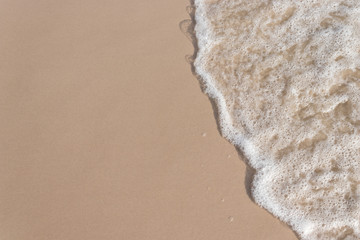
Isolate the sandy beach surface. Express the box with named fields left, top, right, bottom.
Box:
left=0, top=0, right=297, bottom=239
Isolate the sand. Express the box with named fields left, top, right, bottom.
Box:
left=0, top=0, right=297, bottom=239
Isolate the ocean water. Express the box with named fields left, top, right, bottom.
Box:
left=193, top=0, right=360, bottom=239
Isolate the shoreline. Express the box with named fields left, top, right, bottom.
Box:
left=0, top=0, right=297, bottom=239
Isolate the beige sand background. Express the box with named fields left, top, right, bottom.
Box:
left=0, top=0, right=297, bottom=239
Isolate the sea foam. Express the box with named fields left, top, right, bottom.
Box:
left=194, top=0, right=360, bottom=239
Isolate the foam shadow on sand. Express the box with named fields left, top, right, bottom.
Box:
left=180, top=0, right=259, bottom=204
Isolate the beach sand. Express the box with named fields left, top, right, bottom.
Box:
left=0, top=0, right=297, bottom=239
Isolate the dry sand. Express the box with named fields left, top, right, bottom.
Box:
left=0, top=0, right=297, bottom=239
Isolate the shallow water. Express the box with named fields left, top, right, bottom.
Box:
left=194, top=0, right=360, bottom=239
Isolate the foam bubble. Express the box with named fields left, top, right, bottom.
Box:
left=194, top=0, right=360, bottom=239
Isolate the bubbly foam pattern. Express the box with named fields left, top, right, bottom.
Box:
left=194, top=0, right=360, bottom=239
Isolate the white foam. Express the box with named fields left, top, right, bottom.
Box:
left=194, top=0, right=360, bottom=239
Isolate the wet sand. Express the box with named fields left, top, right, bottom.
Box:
left=0, top=0, right=297, bottom=239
